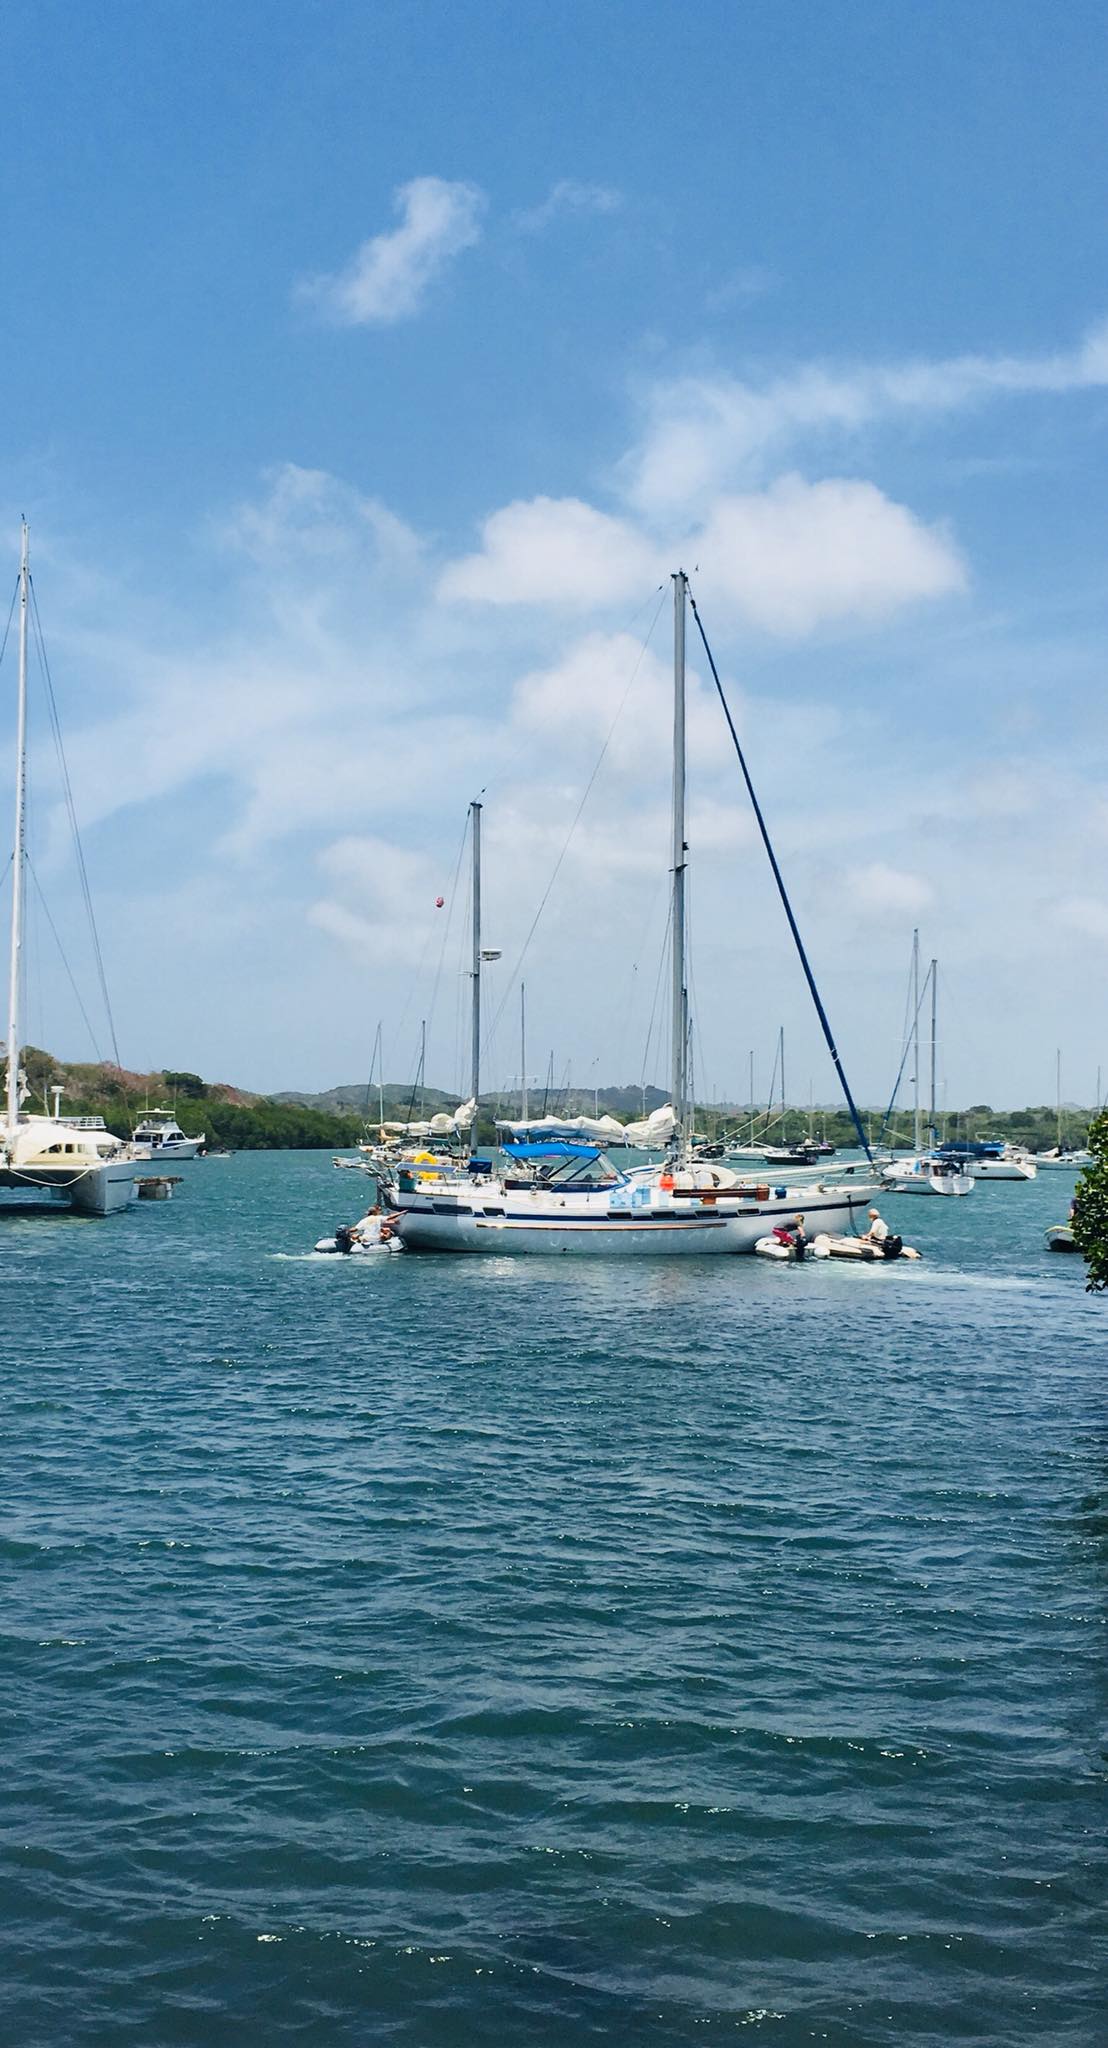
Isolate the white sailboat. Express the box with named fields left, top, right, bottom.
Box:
left=879, top=943, right=973, bottom=1196
left=384, top=573, right=877, bottom=1254
left=1, top=526, right=138, bottom=1215
left=1034, top=1052, right=1092, bottom=1167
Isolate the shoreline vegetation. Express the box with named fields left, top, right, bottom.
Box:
left=17, top=1045, right=1100, bottom=1155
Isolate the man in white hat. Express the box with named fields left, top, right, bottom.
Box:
left=862, top=1206, right=889, bottom=1246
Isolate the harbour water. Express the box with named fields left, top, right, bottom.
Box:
left=2, top=1155, right=1103, bottom=2044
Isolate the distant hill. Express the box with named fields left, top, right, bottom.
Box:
left=272, top=1080, right=674, bottom=1118
left=273, top=1082, right=460, bottom=1116
left=14, top=1047, right=1096, bottom=1152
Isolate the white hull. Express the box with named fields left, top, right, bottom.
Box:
left=969, top=1158, right=1036, bottom=1181
left=880, top=1160, right=973, bottom=1197
left=390, top=1181, right=877, bottom=1255
left=0, top=1156, right=138, bottom=1214
left=133, top=1136, right=204, bottom=1160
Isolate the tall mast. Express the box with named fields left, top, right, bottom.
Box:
left=929, top=958, right=938, bottom=1136
left=469, top=799, right=482, bottom=1149
left=6, top=523, right=29, bottom=1134
left=1056, top=1048, right=1062, bottom=1151
left=375, top=1020, right=384, bottom=1128
left=670, top=570, right=688, bottom=1139
left=780, top=1025, right=786, bottom=1131
left=520, top=983, right=527, bottom=1123
left=911, top=928, right=921, bottom=1154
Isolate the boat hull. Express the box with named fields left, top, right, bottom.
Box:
left=880, top=1163, right=973, bottom=1196
left=0, top=1157, right=138, bottom=1214
left=390, top=1184, right=877, bottom=1255
left=969, top=1159, right=1036, bottom=1181
left=133, top=1138, right=205, bottom=1161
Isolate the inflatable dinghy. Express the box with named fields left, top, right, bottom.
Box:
left=756, top=1232, right=920, bottom=1263
left=314, top=1215, right=404, bottom=1255
left=813, top=1233, right=920, bottom=1261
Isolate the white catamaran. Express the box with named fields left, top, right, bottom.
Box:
left=383, top=573, right=878, bottom=1254
left=1, top=525, right=139, bottom=1216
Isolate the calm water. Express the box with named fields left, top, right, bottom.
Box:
left=1, top=1156, right=1104, bottom=2045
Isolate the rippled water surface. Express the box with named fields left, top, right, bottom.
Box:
left=2, top=1155, right=1104, bottom=2044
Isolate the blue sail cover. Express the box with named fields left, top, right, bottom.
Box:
left=502, top=1141, right=602, bottom=1160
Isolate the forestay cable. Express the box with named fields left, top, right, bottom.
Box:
left=687, top=585, right=874, bottom=1164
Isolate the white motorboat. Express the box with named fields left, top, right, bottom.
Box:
left=1, top=526, right=139, bottom=1216
left=968, top=1148, right=1037, bottom=1181
left=131, top=1110, right=205, bottom=1159
left=879, top=1154, right=974, bottom=1197
left=385, top=572, right=878, bottom=1256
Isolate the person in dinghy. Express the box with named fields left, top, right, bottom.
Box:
left=765, top=1214, right=808, bottom=1259
left=859, top=1207, right=906, bottom=1259
left=314, top=1207, right=405, bottom=1255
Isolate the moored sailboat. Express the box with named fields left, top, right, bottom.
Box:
left=878, top=944, right=973, bottom=1196
left=1, top=526, right=139, bottom=1215
left=383, top=573, right=877, bottom=1254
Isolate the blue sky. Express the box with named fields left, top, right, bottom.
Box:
left=3, top=0, right=1107, bottom=1108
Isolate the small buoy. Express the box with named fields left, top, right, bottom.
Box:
left=435, top=896, right=445, bottom=909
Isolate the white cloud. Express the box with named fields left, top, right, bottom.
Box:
left=510, top=630, right=722, bottom=778
left=438, top=477, right=965, bottom=636
left=297, top=176, right=485, bottom=326
left=514, top=180, right=623, bottom=232
left=438, top=496, right=660, bottom=608
left=311, top=836, right=449, bottom=965
left=964, top=767, right=1037, bottom=819
left=847, top=863, right=936, bottom=919
left=694, top=476, right=966, bottom=635
left=624, top=316, right=1108, bottom=513
left=222, top=462, right=422, bottom=576
left=1055, top=895, right=1108, bottom=940
left=31, top=283, right=1108, bottom=1102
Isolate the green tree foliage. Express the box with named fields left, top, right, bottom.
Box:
left=162, top=1070, right=206, bottom=1099
left=1072, top=1110, right=1108, bottom=1292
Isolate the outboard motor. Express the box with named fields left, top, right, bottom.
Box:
left=334, top=1223, right=357, bottom=1255
left=882, top=1233, right=903, bottom=1260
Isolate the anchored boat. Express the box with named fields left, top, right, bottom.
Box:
left=383, top=572, right=878, bottom=1255
left=131, top=1110, right=205, bottom=1159
left=1, top=526, right=139, bottom=1216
